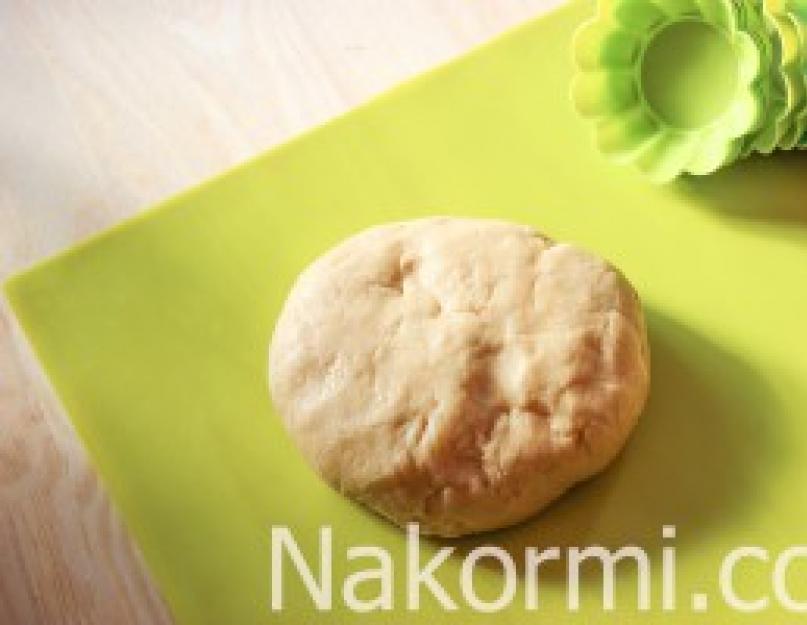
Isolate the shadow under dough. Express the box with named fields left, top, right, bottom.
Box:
left=450, top=309, right=782, bottom=580
left=676, top=150, right=807, bottom=226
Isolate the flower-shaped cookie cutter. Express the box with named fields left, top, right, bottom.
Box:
left=572, top=0, right=767, bottom=181
left=779, top=0, right=807, bottom=147
left=762, top=0, right=806, bottom=148
left=736, top=0, right=787, bottom=155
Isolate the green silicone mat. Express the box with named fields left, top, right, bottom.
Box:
left=6, top=1, right=807, bottom=623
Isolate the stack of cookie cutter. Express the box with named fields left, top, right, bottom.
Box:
left=572, top=0, right=807, bottom=182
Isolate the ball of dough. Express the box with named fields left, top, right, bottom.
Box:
left=269, top=217, right=649, bottom=537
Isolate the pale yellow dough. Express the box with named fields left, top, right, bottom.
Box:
left=269, top=217, right=650, bottom=537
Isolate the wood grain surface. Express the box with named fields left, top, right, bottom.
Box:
left=0, top=1, right=559, bottom=623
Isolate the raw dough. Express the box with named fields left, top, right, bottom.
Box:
left=269, top=217, right=649, bottom=537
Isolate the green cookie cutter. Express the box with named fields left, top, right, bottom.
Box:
left=572, top=0, right=766, bottom=182
left=737, top=1, right=786, bottom=155
left=781, top=0, right=807, bottom=145
left=764, top=1, right=806, bottom=148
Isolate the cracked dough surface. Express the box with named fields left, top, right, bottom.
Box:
left=269, top=217, right=650, bottom=537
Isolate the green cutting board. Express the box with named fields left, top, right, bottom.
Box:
left=6, top=1, right=807, bottom=623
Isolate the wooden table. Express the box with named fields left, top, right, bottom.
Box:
left=0, top=2, right=558, bottom=622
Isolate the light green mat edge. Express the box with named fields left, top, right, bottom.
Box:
left=6, top=1, right=807, bottom=623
